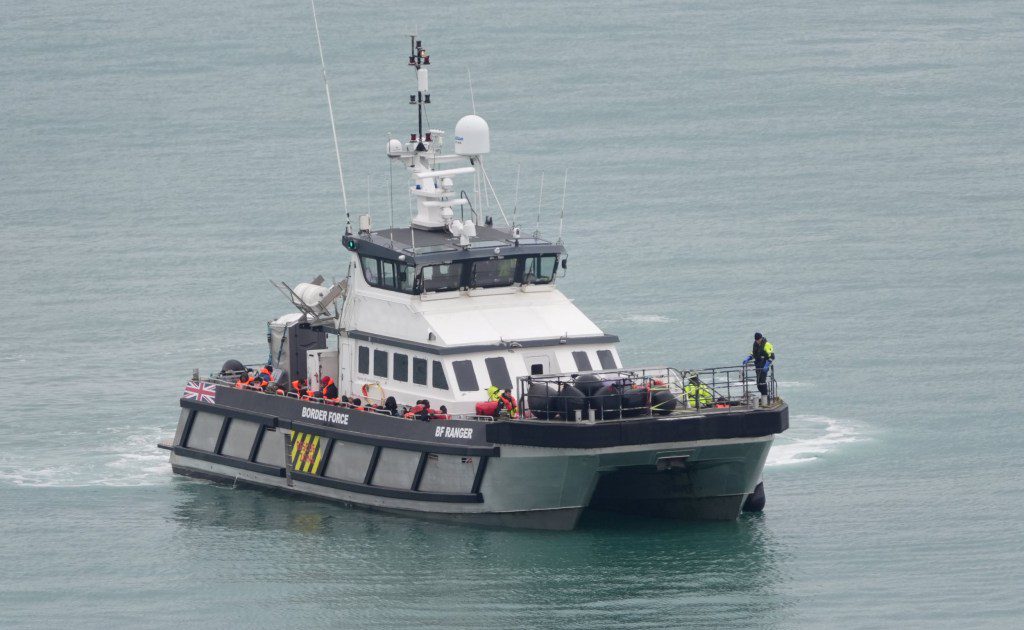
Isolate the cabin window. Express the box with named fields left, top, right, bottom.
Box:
left=572, top=351, right=593, bottom=371
left=396, top=264, right=416, bottom=293
left=373, top=349, right=388, bottom=378
left=412, top=357, right=428, bottom=385
left=522, top=254, right=558, bottom=284
left=597, top=349, right=617, bottom=369
left=531, top=363, right=544, bottom=375
left=357, top=346, right=370, bottom=374
left=360, top=256, right=379, bottom=286
left=379, top=260, right=397, bottom=289
left=421, top=263, right=463, bottom=292
left=470, top=258, right=517, bottom=288
left=393, top=353, right=409, bottom=382
left=432, top=360, right=449, bottom=390
left=452, top=360, right=479, bottom=392
left=484, top=357, right=513, bottom=390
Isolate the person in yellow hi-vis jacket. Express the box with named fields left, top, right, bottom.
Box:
left=685, top=375, right=713, bottom=409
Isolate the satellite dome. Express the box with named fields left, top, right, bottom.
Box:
left=454, top=114, right=490, bottom=156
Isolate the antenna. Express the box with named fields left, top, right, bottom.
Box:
left=535, top=172, right=544, bottom=237
left=512, top=164, right=521, bottom=226
left=557, top=168, right=568, bottom=244
left=387, top=138, right=395, bottom=248
left=408, top=35, right=431, bottom=149
left=467, top=68, right=477, bottom=115
left=310, top=0, right=350, bottom=233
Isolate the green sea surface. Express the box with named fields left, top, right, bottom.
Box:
left=1, top=1, right=1022, bottom=627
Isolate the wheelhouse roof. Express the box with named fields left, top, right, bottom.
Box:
left=346, top=225, right=566, bottom=266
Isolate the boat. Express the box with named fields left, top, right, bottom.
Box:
left=159, top=35, right=788, bottom=531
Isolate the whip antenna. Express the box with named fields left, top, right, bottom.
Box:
left=535, top=172, right=544, bottom=237
left=557, top=168, right=567, bottom=244
left=310, top=0, right=351, bottom=233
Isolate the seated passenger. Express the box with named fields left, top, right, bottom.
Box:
left=316, top=376, right=339, bottom=403
left=235, top=371, right=255, bottom=389
left=383, top=396, right=399, bottom=417
left=432, top=405, right=451, bottom=420
left=253, top=365, right=273, bottom=389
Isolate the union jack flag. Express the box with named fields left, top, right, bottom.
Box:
left=183, top=380, right=217, bottom=404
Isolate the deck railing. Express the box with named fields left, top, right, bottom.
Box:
left=515, top=364, right=778, bottom=422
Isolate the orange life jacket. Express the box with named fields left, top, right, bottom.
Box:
left=499, top=393, right=518, bottom=418
left=235, top=375, right=253, bottom=389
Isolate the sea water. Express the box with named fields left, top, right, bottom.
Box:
left=1, top=1, right=1022, bottom=627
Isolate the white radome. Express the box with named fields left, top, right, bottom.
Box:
left=454, top=114, right=490, bottom=155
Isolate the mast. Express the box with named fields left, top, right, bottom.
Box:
left=408, top=36, right=430, bottom=151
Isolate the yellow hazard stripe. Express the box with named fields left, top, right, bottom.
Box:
left=290, top=431, right=304, bottom=462
left=294, top=433, right=312, bottom=468
left=301, top=435, right=320, bottom=473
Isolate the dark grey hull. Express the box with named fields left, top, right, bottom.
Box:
left=165, top=385, right=787, bottom=530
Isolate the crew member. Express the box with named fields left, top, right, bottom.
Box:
left=486, top=386, right=501, bottom=402
left=495, top=388, right=518, bottom=419
left=743, top=332, right=775, bottom=402
left=685, top=375, right=712, bottom=408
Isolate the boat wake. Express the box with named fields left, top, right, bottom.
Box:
left=766, top=414, right=860, bottom=466
left=0, top=425, right=171, bottom=488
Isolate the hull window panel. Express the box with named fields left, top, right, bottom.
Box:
left=452, top=360, right=479, bottom=392
left=572, top=350, right=593, bottom=371
left=470, top=258, right=516, bottom=288
left=357, top=346, right=370, bottom=374
left=484, top=357, right=513, bottom=390
left=373, top=349, right=389, bottom=378
left=413, top=357, right=428, bottom=385
left=432, top=360, right=449, bottom=390
left=393, top=353, right=409, bottom=382
left=421, top=263, right=463, bottom=292
left=597, top=349, right=618, bottom=369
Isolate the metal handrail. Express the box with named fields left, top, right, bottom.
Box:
left=515, top=363, right=779, bottom=422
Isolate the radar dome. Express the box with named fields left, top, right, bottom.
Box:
left=454, top=115, right=490, bottom=155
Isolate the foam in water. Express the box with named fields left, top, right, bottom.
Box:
left=0, top=426, right=171, bottom=488
left=622, top=314, right=672, bottom=323
left=766, top=414, right=860, bottom=466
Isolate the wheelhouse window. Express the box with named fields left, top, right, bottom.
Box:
left=484, top=357, right=513, bottom=389
left=421, top=263, right=463, bottom=292
left=379, top=260, right=397, bottom=289
left=373, top=350, right=388, bottom=378
left=452, top=360, right=479, bottom=392
left=360, top=256, right=379, bottom=286
left=470, top=258, right=517, bottom=288
left=431, top=360, right=449, bottom=390
left=597, top=349, right=617, bottom=369
left=393, top=353, right=409, bottom=382
left=521, top=254, right=558, bottom=284
left=396, top=263, right=415, bottom=293
left=357, top=346, right=370, bottom=374
left=412, top=357, right=428, bottom=385
left=572, top=351, right=593, bottom=371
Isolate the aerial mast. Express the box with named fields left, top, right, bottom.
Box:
left=408, top=36, right=430, bottom=151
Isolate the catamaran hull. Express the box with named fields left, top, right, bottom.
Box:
left=165, top=386, right=785, bottom=530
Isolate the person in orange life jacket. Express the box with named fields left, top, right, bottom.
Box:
left=291, top=377, right=308, bottom=398
left=496, top=389, right=518, bottom=418
left=235, top=371, right=255, bottom=389
left=417, top=399, right=431, bottom=421
left=249, top=365, right=272, bottom=389
left=351, top=397, right=365, bottom=410
left=435, top=405, right=450, bottom=420
left=316, top=376, right=338, bottom=402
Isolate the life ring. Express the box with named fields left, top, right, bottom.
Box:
left=361, top=382, right=385, bottom=405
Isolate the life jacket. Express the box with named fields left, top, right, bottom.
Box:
left=429, top=410, right=449, bottom=420
left=498, top=393, right=518, bottom=419
left=404, top=404, right=427, bottom=419
left=235, top=375, right=253, bottom=389
left=291, top=379, right=306, bottom=395
left=318, top=377, right=339, bottom=403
